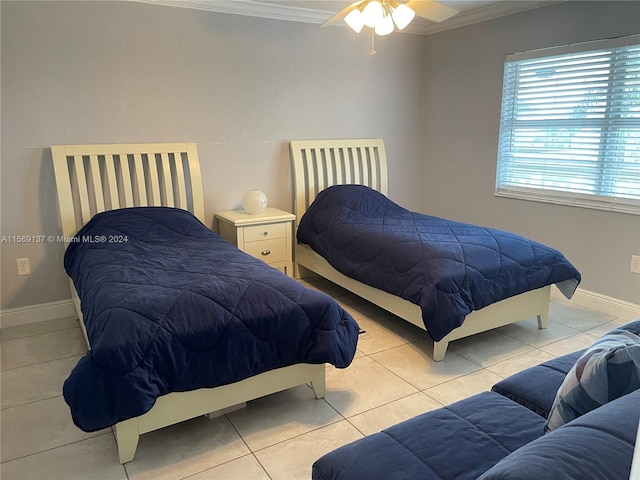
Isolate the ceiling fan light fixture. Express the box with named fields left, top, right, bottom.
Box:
left=344, top=8, right=365, bottom=33
left=391, top=3, right=415, bottom=30
left=374, top=12, right=394, bottom=35
left=362, top=1, right=384, bottom=28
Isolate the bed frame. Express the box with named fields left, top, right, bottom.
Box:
left=290, top=138, right=550, bottom=361
left=52, top=142, right=325, bottom=463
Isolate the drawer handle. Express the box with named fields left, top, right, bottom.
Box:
left=262, top=231, right=269, bottom=236
left=261, top=250, right=271, bottom=256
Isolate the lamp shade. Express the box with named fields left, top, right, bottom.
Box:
left=391, top=3, right=415, bottom=30
left=344, top=8, right=365, bottom=33
left=374, top=13, right=394, bottom=35
left=242, top=189, right=267, bottom=215
left=362, top=1, right=383, bottom=27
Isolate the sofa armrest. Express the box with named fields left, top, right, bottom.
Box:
left=478, top=389, right=640, bottom=480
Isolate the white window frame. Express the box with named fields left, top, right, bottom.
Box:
left=496, top=35, right=640, bottom=215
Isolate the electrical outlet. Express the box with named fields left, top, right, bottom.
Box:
left=16, top=257, right=30, bottom=276
left=631, top=255, right=640, bottom=274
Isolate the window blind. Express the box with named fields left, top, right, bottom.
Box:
left=496, top=35, right=640, bottom=215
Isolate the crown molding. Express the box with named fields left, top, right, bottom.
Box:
left=421, top=1, right=563, bottom=34
left=135, top=0, right=562, bottom=35
left=135, top=0, right=334, bottom=24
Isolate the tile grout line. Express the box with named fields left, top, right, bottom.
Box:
left=0, top=323, right=80, bottom=343
left=0, top=353, right=83, bottom=375
left=0, top=430, right=113, bottom=465
left=1, top=392, right=67, bottom=411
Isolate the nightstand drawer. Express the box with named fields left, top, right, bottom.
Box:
left=244, top=238, right=287, bottom=263
left=243, top=223, right=286, bottom=242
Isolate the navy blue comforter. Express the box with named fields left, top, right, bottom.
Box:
left=297, top=185, right=581, bottom=342
left=63, top=207, right=358, bottom=432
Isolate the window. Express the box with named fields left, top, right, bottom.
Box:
left=496, top=35, right=640, bottom=215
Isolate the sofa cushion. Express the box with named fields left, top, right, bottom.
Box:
left=546, top=319, right=640, bottom=431
left=478, top=389, right=640, bottom=480
left=312, top=391, right=545, bottom=480
left=491, top=350, right=583, bottom=418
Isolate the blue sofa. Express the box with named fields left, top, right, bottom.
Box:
left=312, top=344, right=640, bottom=480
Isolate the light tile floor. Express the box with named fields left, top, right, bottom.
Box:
left=1, top=276, right=632, bottom=480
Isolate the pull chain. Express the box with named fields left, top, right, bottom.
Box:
left=369, top=28, right=376, bottom=55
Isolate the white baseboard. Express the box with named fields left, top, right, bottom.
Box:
left=551, top=286, right=640, bottom=321
left=0, top=299, right=76, bottom=329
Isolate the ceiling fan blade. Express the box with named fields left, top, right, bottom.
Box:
left=405, top=0, right=460, bottom=22
left=322, top=0, right=366, bottom=27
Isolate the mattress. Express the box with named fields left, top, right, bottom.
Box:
left=63, top=207, right=359, bottom=431
left=297, top=185, right=581, bottom=341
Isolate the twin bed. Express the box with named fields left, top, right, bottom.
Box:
left=53, top=139, right=580, bottom=464
left=52, top=143, right=358, bottom=463
left=290, top=139, right=580, bottom=361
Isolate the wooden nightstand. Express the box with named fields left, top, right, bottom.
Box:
left=216, top=207, right=295, bottom=277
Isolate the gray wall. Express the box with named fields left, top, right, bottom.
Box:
left=421, top=1, right=640, bottom=304
left=1, top=1, right=425, bottom=309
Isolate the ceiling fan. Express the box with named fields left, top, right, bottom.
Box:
left=323, top=0, right=459, bottom=52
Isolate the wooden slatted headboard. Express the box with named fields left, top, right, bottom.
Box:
left=290, top=139, right=388, bottom=226
left=52, top=143, right=205, bottom=238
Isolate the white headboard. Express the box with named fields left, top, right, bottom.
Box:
left=52, top=143, right=205, bottom=238
left=290, top=139, right=388, bottom=226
